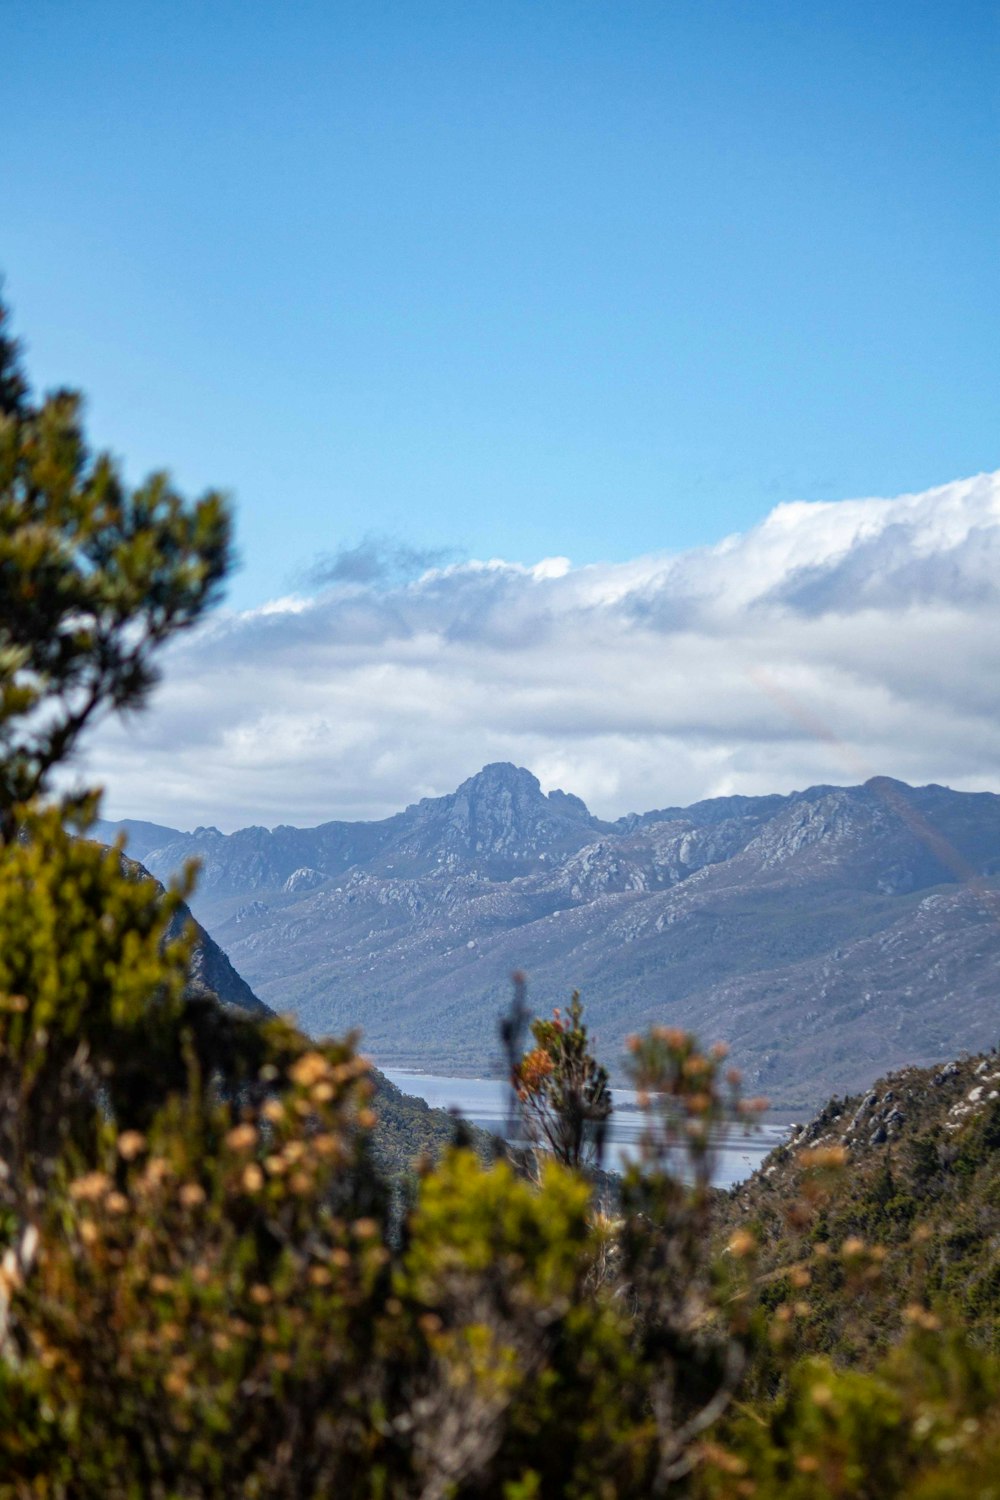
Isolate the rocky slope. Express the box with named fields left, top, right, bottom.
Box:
left=108, top=849, right=483, bottom=1172
left=115, top=854, right=273, bottom=1019
left=98, top=766, right=1000, bottom=1110
left=720, top=1047, right=1000, bottom=1363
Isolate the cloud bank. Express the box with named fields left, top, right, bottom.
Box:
left=84, top=472, right=1000, bottom=831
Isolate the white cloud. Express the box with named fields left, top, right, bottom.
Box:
left=82, top=471, right=1000, bottom=831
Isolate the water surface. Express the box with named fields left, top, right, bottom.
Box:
left=382, top=1069, right=784, bottom=1188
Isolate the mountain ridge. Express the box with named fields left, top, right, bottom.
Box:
left=98, top=765, right=1000, bottom=1110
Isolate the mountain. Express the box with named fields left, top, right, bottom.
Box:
left=124, top=858, right=271, bottom=1019
left=719, top=1046, right=1000, bottom=1359
left=101, top=766, right=1000, bottom=1111
left=110, top=850, right=489, bottom=1172
left=102, top=818, right=189, bottom=864
left=170, top=899, right=273, bottom=1018
left=98, top=764, right=611, bottom=911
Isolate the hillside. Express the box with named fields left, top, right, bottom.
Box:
left=98, top=764, right=1000, bottom=1110
left=111, top=848, right=487, bottom=1174
left=161, top=880, right=273, bottom=1019
left=721, top=1047, right=1000, bottom=1367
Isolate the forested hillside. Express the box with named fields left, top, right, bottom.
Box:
left=720, top=1049, right=1000, bottom=1368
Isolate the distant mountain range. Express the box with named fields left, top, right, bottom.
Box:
left=98, top=764, right=1000, bottom=1110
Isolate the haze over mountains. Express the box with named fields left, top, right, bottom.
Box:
left=99, top=763, right=1000, bottom=1111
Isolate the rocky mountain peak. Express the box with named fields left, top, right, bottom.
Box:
left=459, top=761, right=542, bottom=795
left=421, top=762, right=596, bottom=869
left=447, top=763, right=595, bottom=824
left=450, top=762, right=545, bottom=818
left=546, top=787, right=591, bottom=817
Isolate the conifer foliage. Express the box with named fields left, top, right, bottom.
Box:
left=0, top=300, right=230, bottom=834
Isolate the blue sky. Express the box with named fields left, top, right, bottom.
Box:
left=5, top=1, right=998, bottom=613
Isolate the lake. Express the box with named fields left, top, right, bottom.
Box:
left=382, top=1069, right=786, bottom=1188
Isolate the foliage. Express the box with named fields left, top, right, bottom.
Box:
left=0, top=301, right=229, bottom=834
left=614, top=1030, right=766, bottom=1490
left=365, top=1069, right=495, bottom=1180
left=696, top=1335, right=1000, bottom=1500
left=717, top=1055, right=1000, bottom=1371
left=510, top=987, right=611, bottom=1169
